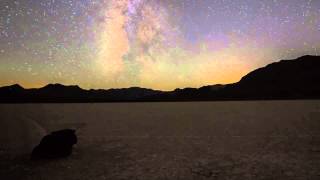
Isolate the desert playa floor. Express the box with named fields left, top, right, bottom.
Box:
left=1, top=101, right=320, bottom=179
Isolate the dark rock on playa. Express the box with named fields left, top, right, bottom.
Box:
left=31, top=129, right=77, bottom=159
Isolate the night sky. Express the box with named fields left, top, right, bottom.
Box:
left=0, top=0, right=319, bottom=90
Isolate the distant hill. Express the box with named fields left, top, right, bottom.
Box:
left=0, top=55, right=320, bottom=103
left=0, top=83, right=162, bottom=103
left=222, top=55, right=320, bottom=100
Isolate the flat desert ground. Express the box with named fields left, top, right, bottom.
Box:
left=1, top=101, right=320, bottom=179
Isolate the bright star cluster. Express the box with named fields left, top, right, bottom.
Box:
left=0, top=0, right=319, bottom=90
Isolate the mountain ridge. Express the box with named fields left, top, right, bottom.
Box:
left=1, top=55, right=319, bottom=102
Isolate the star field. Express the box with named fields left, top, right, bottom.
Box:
left=0, top=0, right=319, bottom=90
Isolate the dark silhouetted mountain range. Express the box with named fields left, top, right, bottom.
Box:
left=1, top=55, right=319, bottom=103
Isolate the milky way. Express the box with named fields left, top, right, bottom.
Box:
left=0, top=0, right=319, bottom=90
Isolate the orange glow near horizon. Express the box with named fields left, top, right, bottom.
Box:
left=0, top=0, right=319, bottom=90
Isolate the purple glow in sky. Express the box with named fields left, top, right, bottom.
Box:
left=0, top=0, right=319, bottom=90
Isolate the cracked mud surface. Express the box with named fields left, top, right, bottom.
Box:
left=1, top=101, right=320, bottom=179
